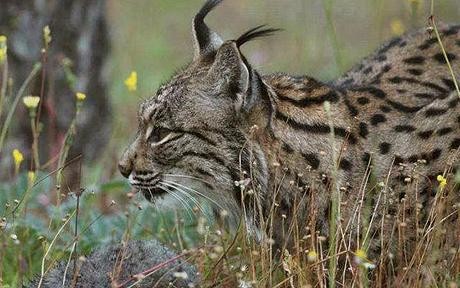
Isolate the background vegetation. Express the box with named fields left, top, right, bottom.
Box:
left=1, top=0, right=459, bottom=287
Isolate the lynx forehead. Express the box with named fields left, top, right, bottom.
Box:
left=119, top=0, right=459, bottom=248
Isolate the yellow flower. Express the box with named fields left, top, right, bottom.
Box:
left=43, top=25, right=52, bottom=47
left=437, top=175, right=447, bottom=188
left=28, top=171, right=36, bottom=186
left=76, top=92, right=86, bottom=101
left=23, top=96, right=40, bottom=109
left=391, top=19, right=405, bottom=36
left=354, top=248, right=367, bottom=264
left=0, top=35, right=7, bottom=64
left=12, top=149, right=24, bottom=171
left=124, top=71, right=137, bottom=92
left=307, top=250, right=317, bottom=263
left=354, top=248, right=375, bottom=268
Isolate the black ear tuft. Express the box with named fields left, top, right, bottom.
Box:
left=195, top=0, right=223, bottom=23
left=193, top=0, right=224, bottom=60
left=236, top=25, right=281, bottom=48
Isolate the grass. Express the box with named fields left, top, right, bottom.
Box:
left=1, top=0, right=460, bottom=287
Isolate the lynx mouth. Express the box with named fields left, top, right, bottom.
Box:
left=129, top=173, right=166, bottom=201
left=139, top=187, right=167, bottom=202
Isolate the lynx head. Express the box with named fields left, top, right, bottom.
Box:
left=118, top=0, right=277, bottom=223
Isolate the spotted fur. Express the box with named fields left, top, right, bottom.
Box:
left=119, top=0, right=459, bottom=252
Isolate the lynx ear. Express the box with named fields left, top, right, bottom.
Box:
left=192, top=0, right=224, bottom=60
left=208, top=26, right=280, bottom=112
left=208, top=41, right=258, bottom=112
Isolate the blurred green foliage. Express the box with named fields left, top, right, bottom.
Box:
left=0, top=171, right=204, bottom=284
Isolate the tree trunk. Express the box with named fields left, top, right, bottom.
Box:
left=0, top=0, right=111, bottom=186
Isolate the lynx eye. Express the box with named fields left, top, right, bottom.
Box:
left=148, top=127, right=173, bottom=144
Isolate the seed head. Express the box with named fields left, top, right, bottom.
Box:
left=43, top=25, right=52, bottom=47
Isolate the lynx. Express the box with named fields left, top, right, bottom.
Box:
left=119, top=0, right=459, bottom=262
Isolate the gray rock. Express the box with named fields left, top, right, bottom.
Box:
left=28, top=240, right=199, bottom=288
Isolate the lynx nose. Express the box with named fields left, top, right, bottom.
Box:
left=118, top=150, right=134, bottom=178
left=118, top=162, right=132, bottom=178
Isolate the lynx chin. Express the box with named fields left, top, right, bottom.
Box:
left=119, top=0, right=459, bottom=255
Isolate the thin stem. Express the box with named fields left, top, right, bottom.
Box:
left=30, top=116, right=40, bottom=169
left=428, top=15, right=460, bottom=99
left=62, top=241, right=77, bottom=287
left=322, top=0, right=344, bottom=74
left=116, top=248, right=198, bottom=288
left=324, top=101, right=340, bottom=288
left=73, top=192, right=80, bottom=277
left=37, top=209, right=76, bottom=288
left=0, top=60, right=8, bottom=122
left=56, top=118, right=77, bottom=205
left=35, top=49, right=48, bottom=131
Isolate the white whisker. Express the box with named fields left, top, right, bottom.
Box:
left=161, top=181, right=207, bottom=216
left=146, top=187, right=155, bottom=202
left=164, top=172, right=234, bottom=187
left=162, top=180, right=226, bottom=212
left=164, top=173, right=214, bottom=186
left=157, top=184, right=194, bottom=220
